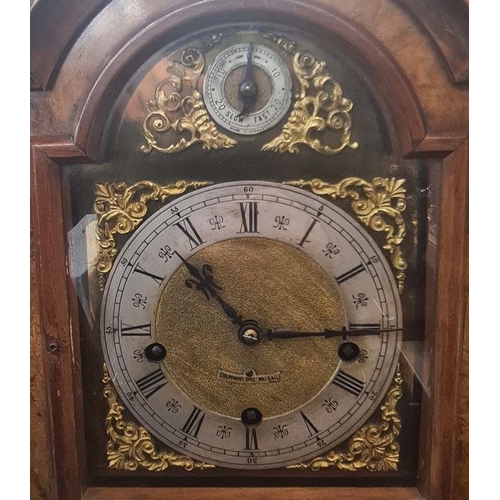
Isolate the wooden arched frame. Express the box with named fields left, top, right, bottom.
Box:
left=31, top=1, right=468, bottom=499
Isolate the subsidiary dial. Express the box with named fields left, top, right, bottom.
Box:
left=203, top=43, right=292, bottom=135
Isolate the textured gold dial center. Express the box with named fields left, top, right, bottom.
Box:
left=155, top=238, right=346, bottom=418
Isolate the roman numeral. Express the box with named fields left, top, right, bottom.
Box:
left=332, top=370, right=365, bottom=397
left=120, top=321, right=151, bottom=337
left=335, top=263, right=366, bottom=284
left=245, top=427, right=259, bottom=450
left=175, top=217, right=204, bottom=250
left=181, top=406, right=206, bottom=439
left=133, top=264, right=164, bottom=286
left=300, top=411, right=320, bottom=439
left=238, top=202, right=259, bottom=233
left=135, top=369, right=168, bottom=399
left=297, top=219, right=318, bottom=247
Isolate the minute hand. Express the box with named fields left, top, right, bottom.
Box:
left=264, top=327, right=403, bottom=340
left=237, top=41, right=256, bottom=117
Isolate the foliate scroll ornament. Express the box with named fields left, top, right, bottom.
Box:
left=262, top=51, right=358, bottom=155
left=260, top=31, right=297, bottom=55
left=94, top=180, right=212, bottom=288
left=103, top=365, right=214, bottom=471
left=286, top=177, right=407, bottom=292
left=288, top=367, right=403, bottom=472
left=140, top=47, right=236, bottom=155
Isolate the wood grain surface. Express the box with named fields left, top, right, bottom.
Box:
left=30, top=206, right=54, bottom=500
left=83, top=486, right=425, bottom=500
left=453, top=234, right=469, bottom=500
left=424, top=140, right=468, bottom=499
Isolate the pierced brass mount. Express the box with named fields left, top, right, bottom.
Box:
left=93, top=179, right=212, bottom=290
left=103, top=364, right=402, bottom=472
left=103, top=365, right=214, bottom=471
left=140, top=30, right=358, bottom=156
left=140, top=31, right=236, bottom=155
left=262, top=31, right=358, bottom=155
left=93, top=176, right=407, bottom=292
left=285, top=177, right=407, bottom=292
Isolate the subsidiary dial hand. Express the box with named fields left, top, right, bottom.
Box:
left=236, top=41, right=257, bottom=117
left=175, top=251, right=244, bottom=327
left=263, top=327, right=403, bottom=340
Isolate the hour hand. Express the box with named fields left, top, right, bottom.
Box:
left=175, top=251, right=220, bottom=300
left=175, top=252, right=244, bottom=326
left=213, top=294, right=244, bottom=327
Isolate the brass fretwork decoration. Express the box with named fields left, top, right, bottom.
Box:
left=103, top=364, right=402, bottom=472
left=141, top=33, right=236, bottom=155
left=260, top=31, right=297, bottom=55
left=262, top=32, right=358, bottom=155
left=286, top=177, right=407, bottom=292
left=94, top=180, right=211, bottom=288
left=288, top=367, right=402, bottom=471
left=103, top=365, right=214, bottom=471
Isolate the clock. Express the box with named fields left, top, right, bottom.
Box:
left=100, top=181, right=402, bottom=469
left=31, top=1, right=468, bottom=499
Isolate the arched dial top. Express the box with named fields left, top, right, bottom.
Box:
left=101, top=181, right=402, bottom=469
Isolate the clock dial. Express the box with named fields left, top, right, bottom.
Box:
left=203, top=43, right=292, bottom=134
left=101, top=181, right=402, bottom=469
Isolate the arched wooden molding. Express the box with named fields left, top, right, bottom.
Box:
left=75, top=0, right=426, bottom=160
left=30, top=0, right=111, bottom=90
left=398, top=0, right=468, bottom=84
left=30, top=0, right=468, bottom=162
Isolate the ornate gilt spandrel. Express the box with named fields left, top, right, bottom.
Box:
left=103, top=365, right=214, bottom=472
left=288, top=367, right=403, bottom=472
left=103, top=364, right=402, bottom=472
left=141, top=31, right=236, bottom=155
left=260, top=31, right=298, bottom=55
left=262, top=32, right=358, bottom=156
left=94, top=180, right=212, bottom=289
left=285, top=177, right=407, bottom=292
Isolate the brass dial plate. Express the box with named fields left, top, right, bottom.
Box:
left=156, top=238, right=345, bottom=418
left=101, top=181, right=402, bottom=469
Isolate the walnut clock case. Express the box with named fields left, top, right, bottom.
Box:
left=31, top=1, right=468, bottom=499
